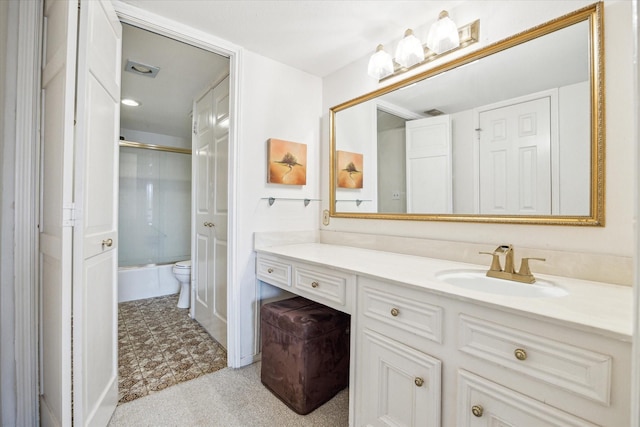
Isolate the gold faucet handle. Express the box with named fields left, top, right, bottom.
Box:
left=518, top=257, right=546, bottom=276
left=479, top=251, right=502, bottom=272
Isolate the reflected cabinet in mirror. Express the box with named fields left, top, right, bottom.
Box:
left=330, top=3, right=603, bottom=225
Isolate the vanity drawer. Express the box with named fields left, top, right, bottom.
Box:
left=256, top=255, right=291, bottom=288
left=360, top=280, right=443, bottom=345
left=458, top=314, right=611, bottom=405
left=457, top=370, right=598, bottom=426
left=293, top=265, right=353, bottom=311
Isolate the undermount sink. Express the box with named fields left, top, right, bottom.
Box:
left=435, top=269, right=569, bottom=298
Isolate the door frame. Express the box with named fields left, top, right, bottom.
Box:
left=113, top=1, right=242, bottom=367
left=12, top=0, right=42, bottom=425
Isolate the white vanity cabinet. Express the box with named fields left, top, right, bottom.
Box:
left=255, top=246, right=631, bottom=427
left=355, top=277, right=445, bottom=426
left=256, top=253, right=356, bottom=314
left=353, top=277, right=630, bottom=427
left=453, top=304, right=630, bottom=427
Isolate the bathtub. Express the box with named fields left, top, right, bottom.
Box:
left=118, top=263, right=180, bottom=302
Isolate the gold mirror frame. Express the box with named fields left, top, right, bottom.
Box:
left=329, top=3, right=604, bottom=226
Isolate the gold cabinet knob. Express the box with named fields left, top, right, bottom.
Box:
left=390, top=307, right=399, bottom=317
left=267, top=268, right=274, bottom=273
left=514, top=348, right=527, bottom=361
left=471, top=405, right=484, bottom=417
left=101, top=238, right=113, bottom=248
left=414, top=377, right=424, bottom=387
left=311, top=281, right=319, bottom=288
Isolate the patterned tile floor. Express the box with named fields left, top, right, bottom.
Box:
left=118, top=294, right=227, bottom=404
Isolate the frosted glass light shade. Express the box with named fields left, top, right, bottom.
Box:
left=394, top=29, right=425, bottom=69
left=367, top=44, right=394, bottom=79
left=426, top=10, right=460, bottom=55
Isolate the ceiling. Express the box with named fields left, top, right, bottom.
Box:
left=118, top=0, right=462, bottom=77
left=120, top=24, right=229, bottom=139
left=119, top=1, right=464, bottom=140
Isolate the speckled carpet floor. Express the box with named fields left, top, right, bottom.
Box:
left=108, top=362, right=349, bottom=427
left=118, top=294, right=227, bottom=404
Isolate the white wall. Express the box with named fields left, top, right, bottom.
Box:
left=236, top=50, right=322, bottom=363
left=322, top=1, right=634, bottom=259
left=378, top=126, right=406, bottom=213
left=559, top=81, right=591, bottom=215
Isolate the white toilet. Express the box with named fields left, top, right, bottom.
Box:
left=172, top=260, right=192, bottom=309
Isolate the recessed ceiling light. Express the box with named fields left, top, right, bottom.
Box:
left=121, top=98, right=141, bottom=107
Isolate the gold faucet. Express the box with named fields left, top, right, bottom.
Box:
left=479, top=245, right=545, bottom=284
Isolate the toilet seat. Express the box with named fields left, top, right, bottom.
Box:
left=174, top=260, right=191, bottom=269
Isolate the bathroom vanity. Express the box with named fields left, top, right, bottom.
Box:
left=256, top=242, right=632, bottom=427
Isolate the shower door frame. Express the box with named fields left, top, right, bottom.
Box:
left=114, top=3, right=243, bottom=367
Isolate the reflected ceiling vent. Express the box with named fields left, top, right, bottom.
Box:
left=424, top=109, right=445, bottom=116
left=125, top=60, right=160, bottom=78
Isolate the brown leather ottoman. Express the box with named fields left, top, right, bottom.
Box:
left=260, top=296, right=350, bottom=415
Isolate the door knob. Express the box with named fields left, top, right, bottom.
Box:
left=101, top=238, right=113, bottom=248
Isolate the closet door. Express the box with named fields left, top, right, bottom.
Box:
left=72, top=0, right=122, bottom=425
left=39, top=1, right=121, bottom=425
left=478, top=97, right=551, bottom=215
left=39, top=1, right=78, bottom=424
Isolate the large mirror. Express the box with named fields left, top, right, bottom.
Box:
left=330, top=3, right=603, bottom=225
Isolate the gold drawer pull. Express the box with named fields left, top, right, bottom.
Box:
left=390, top=307, right=399, bottom=317
left=514, top=348, right=527, bottom=361
left=267, top=268, right=274, bottom=273
left=311, top=281, right=319, bottom=288
left=414, top=377, right=424, bottom=387
left=471, top=405, right=484, bottom=417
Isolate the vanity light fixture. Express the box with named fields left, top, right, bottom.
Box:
left=394, top=29, right=425, bottom=69
left=426, top=10, right=460, bottom=55
left=121, top=98, right=141, bottom=107
left=366, top=12, right=479, bottom=81
left=367, top=44, right=394, bottom=80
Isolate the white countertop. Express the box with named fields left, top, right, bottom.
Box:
left=256, top=243, right=633, bottom=341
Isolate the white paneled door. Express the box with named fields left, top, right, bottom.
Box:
left=478, top=97, right=551, bottom=215
left=40, top=1, right=121, bottom=426
left=405, top=115, right=453, bottom=214
left=193, top=76, right=230, bottom=348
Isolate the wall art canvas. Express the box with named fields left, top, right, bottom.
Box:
left=337, top=150, right=363, bottom=189
left=267, top=138, right=307, bottom=185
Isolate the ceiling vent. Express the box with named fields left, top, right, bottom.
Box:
left=125, top=60, right=160, bottom=78
left=424, top=108, right=445, bottom=116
